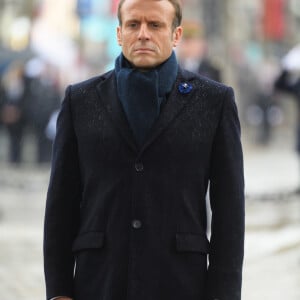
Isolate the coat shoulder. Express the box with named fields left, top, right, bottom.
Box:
left=177, top=68, right=235, bottom=114
left=69, top=70, right=114, bottom=98
left=179, top=68, right=231, bottom=96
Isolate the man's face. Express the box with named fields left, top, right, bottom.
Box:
left=117, top=0, right=182, bottom=69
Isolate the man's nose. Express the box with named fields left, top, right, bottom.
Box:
left=138, top=24, right=150, bottom=40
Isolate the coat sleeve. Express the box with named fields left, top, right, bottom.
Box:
left=206, top=87, right=245, bottom=300
left=44, top=86, right=81, bottom=300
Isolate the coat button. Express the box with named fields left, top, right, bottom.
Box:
left=135, top=162, right=144, bottom=172
left=132, top=219, right=142, bottom=229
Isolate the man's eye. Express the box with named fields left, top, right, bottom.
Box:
left=150, top=23, right=160, bottom=28
left=128, top=23, right=138, bottom=28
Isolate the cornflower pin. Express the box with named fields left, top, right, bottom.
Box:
left=178, top=82, right=193, bottom=94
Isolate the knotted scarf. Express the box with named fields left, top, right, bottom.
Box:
left=115, top=51, right=178, bottom=146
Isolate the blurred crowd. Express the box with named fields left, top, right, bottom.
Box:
left=0, top=57, right=61, bottom=164
left=0, top=5, right=300, bottom=171
left=1, top=29, right=300, bottom=166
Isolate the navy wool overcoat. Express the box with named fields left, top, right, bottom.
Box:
left=44, top=68, right=245, bottom=300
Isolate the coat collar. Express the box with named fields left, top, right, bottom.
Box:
left=96, top=68, right=198, bottom=154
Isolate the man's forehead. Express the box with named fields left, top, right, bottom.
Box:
left=121, top=0, right=174, bottom=11
left=123, top=11, right=167, bottom=22
left=123, top=0, right=168, bottom=4
left=121, top=0, right=174, bottom=20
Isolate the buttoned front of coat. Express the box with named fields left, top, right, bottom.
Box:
left=44, top=69, right=244, bottom=300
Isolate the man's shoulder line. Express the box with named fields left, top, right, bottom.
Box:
left=179, top=68, right=229, bottom=90
left=70, top=70, right=114, bottom=92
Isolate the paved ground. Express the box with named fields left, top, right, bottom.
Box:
left=0, top=140, right=299, bottom=300
left=243, top=142, right=300, bottom=300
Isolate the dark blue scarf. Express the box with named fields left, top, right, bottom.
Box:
left=115, top=51, right=178, bottom=146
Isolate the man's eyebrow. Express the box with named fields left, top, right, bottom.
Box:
left=124, top=17, right=165, bottom=23
left=124, top=18, right=140, bottom=23
left=148, top=20, right=164, bottom=24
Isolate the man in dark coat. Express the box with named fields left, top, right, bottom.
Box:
left=43, top=1, right=245, bottom=300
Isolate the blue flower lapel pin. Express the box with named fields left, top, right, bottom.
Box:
left=178, top=82, right=193, bottom=94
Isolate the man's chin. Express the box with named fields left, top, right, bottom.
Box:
left=132, top=58, right=160, bottom=70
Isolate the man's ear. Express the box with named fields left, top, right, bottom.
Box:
left=173, top=26, right=183, bottom=47
left=117, top=26, right=122, bottom=46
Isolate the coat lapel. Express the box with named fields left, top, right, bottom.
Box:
left=141, top=69, right=197, bottom=152
left=95, top=69, right=197, bottom=154
left=96, top=71, right=138, bottom=153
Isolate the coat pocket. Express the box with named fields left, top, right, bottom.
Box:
left=72, top=231, right=104, bottom=252
left=176, top=233, right=209, bottom=254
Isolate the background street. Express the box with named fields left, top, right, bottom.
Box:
left=0, top=133, right=299, bottom=300
left=1, top=0, right=300, bottom=299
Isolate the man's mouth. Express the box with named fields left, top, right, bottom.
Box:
left=134, top=48, right=154, bottom=53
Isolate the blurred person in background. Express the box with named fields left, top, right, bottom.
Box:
left=250, top=56, right=282, bottom=145
left=0, top=61, right=26, bottom=164
left=275, top=44, right=300, bottom=191
left=44, top=1, right=244, bottom=300
left=233, top=44, right=282, bottom=145
left=22, top=57, right=61, bottom=164
left=176, top=20, right=221, bottom=82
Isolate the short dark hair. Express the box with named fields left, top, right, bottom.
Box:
left=117, top=0, right=182, bottom=30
